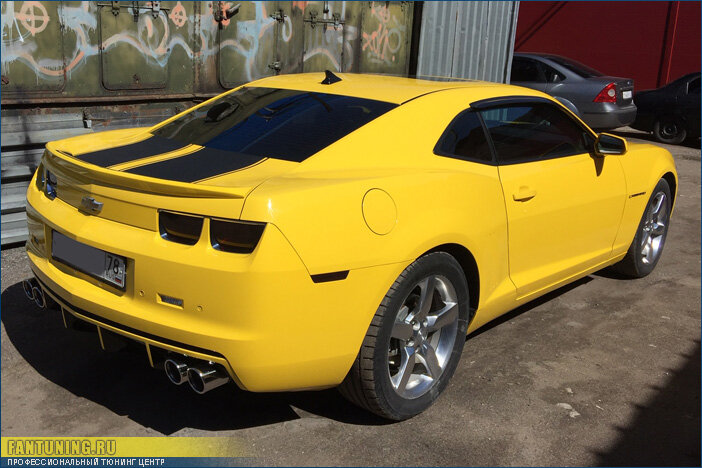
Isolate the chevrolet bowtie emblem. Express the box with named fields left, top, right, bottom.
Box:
left=80, top=196, right=103, bottom=214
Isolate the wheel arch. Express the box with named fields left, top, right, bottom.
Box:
left=662, top=171, right=677, bottom=210
left=424, top=243, right=480, bottom=321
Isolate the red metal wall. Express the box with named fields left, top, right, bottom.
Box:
left=515, top=1, right=701, bottom=91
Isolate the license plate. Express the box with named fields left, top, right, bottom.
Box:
left=622, top=90, right=632, bottom=100
left=52, top=231, right=126, bottom=289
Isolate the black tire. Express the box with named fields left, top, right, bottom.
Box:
left=338, top=252, right=470, bottom=420
left=653, top=117, right=687, bottom=145
left=610, top=178, right=672, bottom=278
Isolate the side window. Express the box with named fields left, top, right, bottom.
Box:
left=511, top=58, right=545, bottom=83
left=435, top=111, right=493, bottom=163
left=542, top=64, right=566, bottom=83
left=479, top=104, right=594, bottom=164
left=687, top=77, right=700, bottom=95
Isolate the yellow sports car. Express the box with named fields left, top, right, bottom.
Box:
left=24, top=72, right=677, bottom=420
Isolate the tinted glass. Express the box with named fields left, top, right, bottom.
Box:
left=542, top=64, right=566, bottom=83
left=511, top=58, right=544, bottom=82
left=480, top=104, right=593, bottom=164
left=436, top=111, right=492, bottom=162
left=546, top=56, right=603, bottom=78
left=688, top=77, right=700, bottom=95
left=152, top=87, right=397, bottom=162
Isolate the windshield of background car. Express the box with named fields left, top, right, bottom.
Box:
left=151, top=87, right=397, bottom=162
left=546, top=56, right=604, bottom=78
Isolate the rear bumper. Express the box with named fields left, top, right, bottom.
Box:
left=25, top=180, right=404, bottom=392
left=582, top=104, right=637, bottom=130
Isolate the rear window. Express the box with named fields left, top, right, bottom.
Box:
left=546, top=56, right=603, bottom=78
left=435, top=111, right=493, bottom=163
left=152, top=87, right=397, bottom=162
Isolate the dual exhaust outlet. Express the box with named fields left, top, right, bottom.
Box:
left=164, top=357, right=230, bottom=394
left=23, top=277, right=228, bottom=395
left=23, top=277, right=47, bottom=309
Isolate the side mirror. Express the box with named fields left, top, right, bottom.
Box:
left=595, top=133, right=627, bottom=156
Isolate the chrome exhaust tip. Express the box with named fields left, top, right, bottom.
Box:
left=187, top=365, right=230, bottom=394
left=22, top=279, right=36, bottom=301
left=32, top=286, right=46, bottom=309
left=164, top=358, right=189, bottom=385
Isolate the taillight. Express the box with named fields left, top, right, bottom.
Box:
left=159, top=210, right=203, bottom=245
left=594, top=82, right=617, bottom=103
left=210, top=218, right=265, bottom=253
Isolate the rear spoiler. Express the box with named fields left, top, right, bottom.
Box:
left=44, top=142, right=247, bottom=199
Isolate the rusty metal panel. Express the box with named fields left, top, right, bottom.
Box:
left=98, top=1, right=169, bottom=89
left=416, top=1, right=519, bottom=83
left=359, top=1, right=412, bottom=75
left=301, top=1, right=345, bottom=72
left=274, top=1, right=303, bottom=74
left=217, top=1, right=279, bottom=87
left=1, top=0, right=66, bottom=93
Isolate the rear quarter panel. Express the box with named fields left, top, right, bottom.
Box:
left=241, top=88, right=532, bottom=315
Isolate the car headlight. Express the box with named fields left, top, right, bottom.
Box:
left=35, top=164, right=45, bottom=191
left=45, top=170, right=57, bottom=200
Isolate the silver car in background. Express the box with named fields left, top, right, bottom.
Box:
left=511, top=53, right=637, bottom=130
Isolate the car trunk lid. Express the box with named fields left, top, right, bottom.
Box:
left=41, top=130, right=299, bottom=231
left=596, top=76, right=635, bottom=105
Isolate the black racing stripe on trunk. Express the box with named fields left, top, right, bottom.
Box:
left=124, top=147, right=266, bottom=183
left=74, top=135, right=186, bottom=167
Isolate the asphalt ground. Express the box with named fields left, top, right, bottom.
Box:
left=2, top=129, right=700, bottom=466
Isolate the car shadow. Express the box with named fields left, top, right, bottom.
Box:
left=593, top=340, right=701, bottom=466
left=467, top=276, right=593, bottom=340
left=3, top=275, right=597, bottom=434
left=1, top=282, right=390, bottom=434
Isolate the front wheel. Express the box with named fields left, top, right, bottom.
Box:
left=610, top=178, right=672, bottom=278
left=338, top=252, right=470, bottom=420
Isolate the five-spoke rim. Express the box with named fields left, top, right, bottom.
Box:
left=641, top=191, right=668, bottom=265
left=388, top=275, right=459, bottom=399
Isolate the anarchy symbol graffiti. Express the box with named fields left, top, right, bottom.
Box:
left=16, top=1, right=49, bottom=36
left=169, top=1, right=187, bottom=28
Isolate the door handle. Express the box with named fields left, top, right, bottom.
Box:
left=513, top=186, right=537, bottom=201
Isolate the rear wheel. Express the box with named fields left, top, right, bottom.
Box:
left=610, top=178, right=671, bottom=278
left=653, top=117, right=687, bottom=145
left=339, top=252, right=469, bottom=420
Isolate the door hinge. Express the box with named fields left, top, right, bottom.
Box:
left=214, top=1, right=240, bottom=23
left=132, top=1, right=139, bottom=22
left=150, top=1, right=160, bottom=18
left=270, top=9, right=286, bottom=23
left=99, top=1, right=171, bottom=20
left=304, top=11, right=343, bottom=30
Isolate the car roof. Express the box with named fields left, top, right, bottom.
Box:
left=245, top=72, right=511, bottom=104
left=514, top=52, right=566, bottom=61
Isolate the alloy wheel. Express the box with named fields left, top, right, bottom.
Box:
left=388, top=274, right=459, bottom=399
left=640, top=191, right=668, bottom=265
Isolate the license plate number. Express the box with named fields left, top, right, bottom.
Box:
left=52, top=231, right=126, bottom=289
left=622, top=90, right=632, bottom=100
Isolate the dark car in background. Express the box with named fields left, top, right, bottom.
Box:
left=631, top=72, right=700, bottom=145
left=511, top=53, right=636, bottom=130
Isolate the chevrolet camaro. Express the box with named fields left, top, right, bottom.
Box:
left=23, top=72, right=677, bottom=420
